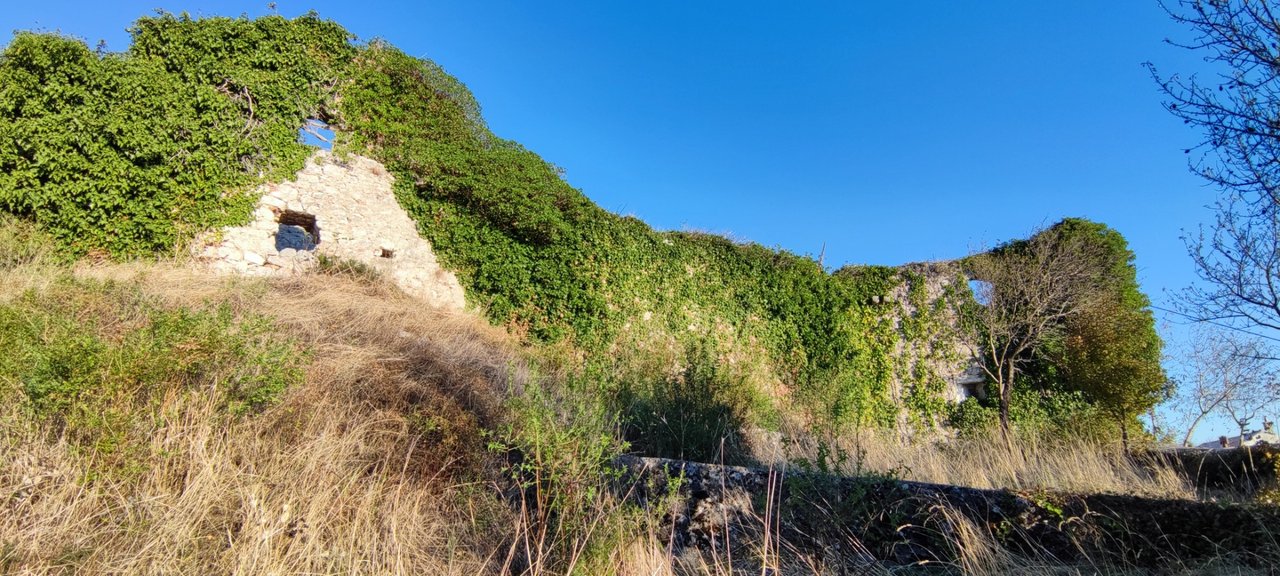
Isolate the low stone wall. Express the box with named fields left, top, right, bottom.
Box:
left=613, top=455, right=1280, bottom=570
left=1142, top=446, right=1280, bottom=495
left=194, top=151, right=465, bottom=310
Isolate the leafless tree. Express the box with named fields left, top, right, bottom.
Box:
left=1177, top=325, right=1279, bottom=445
left=964, top=228, right=1108, bottom=450
left=1151, top=1, right=1280, bottom=337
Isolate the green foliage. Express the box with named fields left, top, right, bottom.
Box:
left=490, top=379, right=627, bottom=573
left=947, top=386, right=1110, bottom=440
left=334, top=40, right=976, bottom=437
left=1039, top=220, right=1166, bottom=436
left=612, top=340, right=760, bottom=465
left=0, top=13, right=352, bottom=257
left=0, top=213, right=54, bottom=269
left=1062, top=297, right=1168, bottom=444
left=965, top=219, right=1166, bottom=435
left=0, top=276, right=302, bottom=470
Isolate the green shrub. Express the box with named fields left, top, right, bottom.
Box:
left=0, top=13, right=352, bottom=257
left=612, top=341, right=761, bottom=465
left=0, top=276, right=302, bottom=470
left=947, top=397, right=997, bottom=437
left=0, top=213, right=53, bottom=268
left=492, top=378, right=627, bottom=573
left=315, top=253, right=381, bottom=283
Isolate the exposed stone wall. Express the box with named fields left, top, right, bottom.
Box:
left=888, top=262, right=983, bottom=405
left=194, top=151, right=466, bottom=310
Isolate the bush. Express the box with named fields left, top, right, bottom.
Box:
left=613, top=341, right=761, bottom=465
left=493, top=379, right=628, bottom=573
left=0, top=214, right=52, bottom=269
left=0, top=13, right=352, bottom=257
left=0, top=276, right=302, bottom=472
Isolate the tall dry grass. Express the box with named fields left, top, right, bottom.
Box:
left=0, top=252, right=1243, bottom=575
left=0, top=261, right=525, bottom=574
left=754, top=427, right=1194, bottom=499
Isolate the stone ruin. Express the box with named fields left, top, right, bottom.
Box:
left=194, top=151, right=466, bottom=310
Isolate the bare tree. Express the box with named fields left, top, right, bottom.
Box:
left=1151, top=1, right=1280, bottom=337
left=964, top=228, right=1108, bottom=450
left=1177, top=325, right=1279, bottom=446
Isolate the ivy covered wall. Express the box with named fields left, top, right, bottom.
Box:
left=0, top=14, right=1155, bottom=458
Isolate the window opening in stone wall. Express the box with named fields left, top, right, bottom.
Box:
left=299, top=119, right=334, bottom=150
left=277, top=210, right=320, bottom=251
left=969, top=279, right=992, bottom=306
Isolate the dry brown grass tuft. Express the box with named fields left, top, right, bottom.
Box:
left=0, top=261, right=526, bottom=574
left=756, top=427, right=1195, bottom=499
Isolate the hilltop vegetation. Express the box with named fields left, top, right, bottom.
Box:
left=2, top=12, right=1272, bottom=574
left=0, top=13, right=1165, bottom=457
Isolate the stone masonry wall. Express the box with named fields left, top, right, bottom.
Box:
left=194, top=151, right=466, bottom=310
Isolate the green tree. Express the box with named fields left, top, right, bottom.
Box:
left=964, top=224, right=1109, bottom=450
left=1062, top=297, right=1169, bottom=450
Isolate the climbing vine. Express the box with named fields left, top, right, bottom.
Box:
left=0, top=13, right=1004, bottom=441
left=0, top=12, right=352, bottom=257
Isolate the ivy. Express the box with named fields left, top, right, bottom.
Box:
left=1, top=13, right=995, bottom=438
left=0, top=13, right=352, bottom=257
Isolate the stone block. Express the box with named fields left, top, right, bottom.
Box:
left=243, top=251, right=266, bottom=266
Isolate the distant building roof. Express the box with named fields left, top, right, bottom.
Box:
left=1197, top=428, right=1280, bottom=449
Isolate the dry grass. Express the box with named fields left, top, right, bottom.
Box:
left=0, top=255, right=1248, bottom=575
left=754, top=427, right=1195, bottom=499
left=0, top=261, right=524, bottom=574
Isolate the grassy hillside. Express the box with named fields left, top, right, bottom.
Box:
left=0, top=11, right=1262, bottom=576
left=0, top=13, right=983, bottom=455
left=0, top=13, right=1163, bottom=458
left=1, top=233, right=1257, bottom=575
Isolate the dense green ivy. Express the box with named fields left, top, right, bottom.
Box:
left=0, top=13, right=352, bottom=257
left=4, top=14, right=1159, bottom=444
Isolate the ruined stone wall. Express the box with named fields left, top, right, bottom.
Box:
left=887, top=262, right=983, bottom=407
left=194, top=151, right=466, bottom=310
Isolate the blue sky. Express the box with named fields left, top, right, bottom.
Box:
left=3, top=2, right=1241, bottom=440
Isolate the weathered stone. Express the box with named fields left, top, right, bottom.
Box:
left=194, top=150, right=465, bottom=310
left=243, top=251, right=266, bottom=266
left=615, top=455, right=1280, bottom=571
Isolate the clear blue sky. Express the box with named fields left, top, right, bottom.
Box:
left=3, top=2, right=1238, bottom=440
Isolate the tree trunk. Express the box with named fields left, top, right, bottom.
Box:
left=1120, top=415, right=1130, bottom=452
left=999, top=369, right=1014, bottom=453
left=1182, top=412, right=1210, bottom=447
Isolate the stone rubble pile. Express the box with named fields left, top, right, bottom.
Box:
left=195, top=150, right=466, bottom=310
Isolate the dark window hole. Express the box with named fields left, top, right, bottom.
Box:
left=276, top=210, right=320, bottom=251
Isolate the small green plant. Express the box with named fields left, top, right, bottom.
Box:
left=0, top=214, right=53, bottom=269
left=0, top=275, right=302, bottom=474
left=489, top=379, right=628, bottom=575
left=614, top=340, right=758, bottom=465
left=315, top=253, right=382, bottom=283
